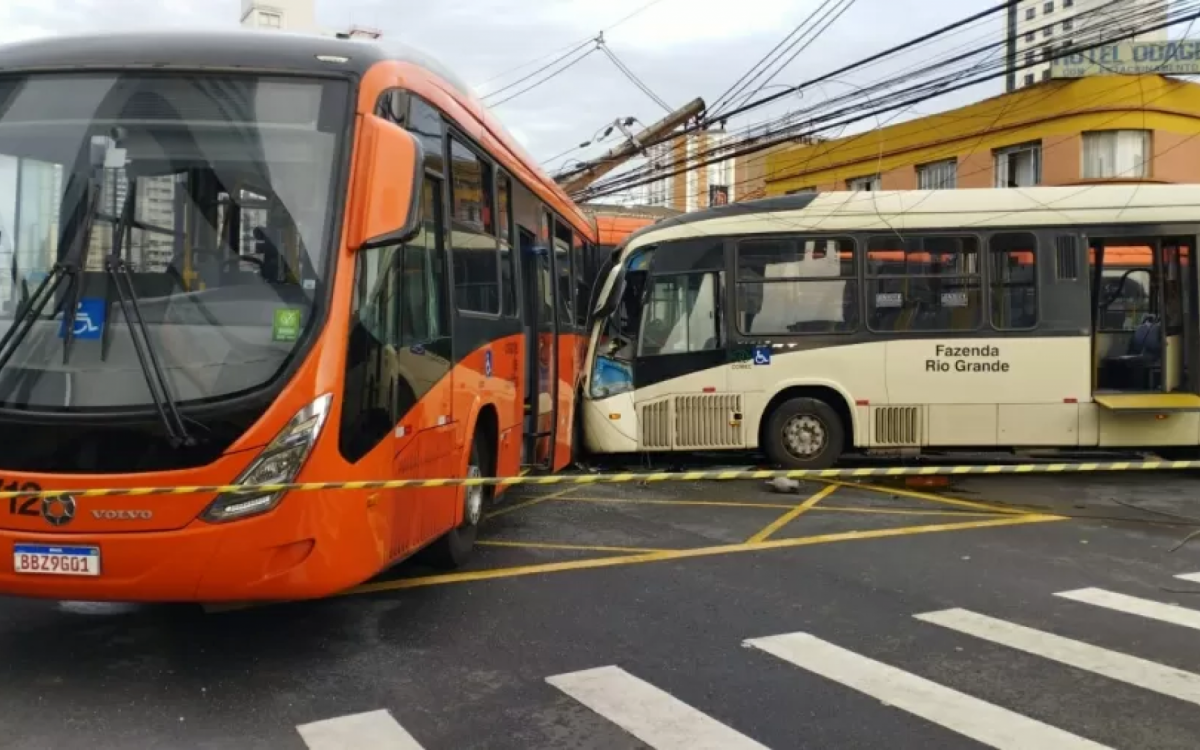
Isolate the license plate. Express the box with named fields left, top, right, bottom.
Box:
left=13, top=543, right=100, bottom=577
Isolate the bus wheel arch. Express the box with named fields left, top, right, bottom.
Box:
left=422, top=405, right=499, bottom=570
left=759, top=386, right=852, bottom=470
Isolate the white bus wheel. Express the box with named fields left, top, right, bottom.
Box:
left=764, top=397, right=844, bottom=470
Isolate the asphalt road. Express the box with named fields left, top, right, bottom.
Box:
left=3, top=472, right=1200, bottom=749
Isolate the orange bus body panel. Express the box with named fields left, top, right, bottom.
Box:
left=0, top=56, right=595, bottom=603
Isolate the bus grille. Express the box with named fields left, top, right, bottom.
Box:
left=675, top=394, right=743, bottom=449
left=873, top=406, right=922, bottom=446
left=640, top=400, right=672, bottom=449
left=639, top=394, right=744, bottom=450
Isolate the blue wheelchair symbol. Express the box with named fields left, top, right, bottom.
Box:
left=753, top=346, right=772, bottom=366
left=484, top=350, right=493, bottom=377
left=59, top=298, right=105, bottom=340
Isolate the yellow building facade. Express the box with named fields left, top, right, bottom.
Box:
left=764, top=75, right=1200, bottom=196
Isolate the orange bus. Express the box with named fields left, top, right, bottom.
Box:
left=0, top=30, right=596, bottom=602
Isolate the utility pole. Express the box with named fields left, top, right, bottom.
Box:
left=557, top=97, right=706, bottom=196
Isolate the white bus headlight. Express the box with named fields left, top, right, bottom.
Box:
left=200, top=393, right=333, bottom=523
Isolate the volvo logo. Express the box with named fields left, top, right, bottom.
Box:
left=91, top=509, right=153, bottom=521
left=41, top=495, right=76, bottom=527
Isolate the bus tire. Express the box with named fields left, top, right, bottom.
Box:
left=422, top=431, right=491, bottom=570
left=763, top=397, right=844, bottom=470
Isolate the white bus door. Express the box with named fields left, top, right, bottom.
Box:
left=632, top=270, right=733, bottom=452
left=1092, top=236, right=1200, bottom=439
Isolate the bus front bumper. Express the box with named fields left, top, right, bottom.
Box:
left=0, top=490, right=384, bottom=603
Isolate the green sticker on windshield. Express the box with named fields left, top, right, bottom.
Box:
left=273, top=308, right=302, bottom=342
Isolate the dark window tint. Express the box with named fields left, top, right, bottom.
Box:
left=497, top=173, right=516, bottom=316
left=867, top=235, right=982, bottom=332
left=736, top=236, right=858, bottom=334
left=450, top=137, right=499, bottom=314
left=990, top=233, right=1038, bottom=329
left=409, top=96, right=445, bottom=175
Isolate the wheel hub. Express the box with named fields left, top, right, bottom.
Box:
left=464, top=463, right=484, bottom=526
left=783, top=414, right=826, bottom=459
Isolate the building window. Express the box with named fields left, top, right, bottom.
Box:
left=735, top=237, right=858, bottom=335
left=1026, top=51, right=1037, bottom=66
left=1042, top=68, right=1052, bottom=81
left=990, top=233, right=1038, bottom=329
left=258, top=10, right=281, bottom=27
left=1026, top=7, right=1036, bottom=19
left=866, top=235, right=981, bottom=332
left=1064, top=0, right=1073, bottom=6
left=846, top=174, right=881, bottom=191
left=1024, top=73, right=1035, bottom=86
left=1062, top=18, right=1073, bottom=32
left=1043, top=25, right=1053, bottom=38
left=1044, top=1, right=1054, bottom=12
left=916, top=159, right=957, bottom=190
left=1041, top=47, right=1053, bottom=62
left=1082, top=130, right=1151, bottom=179
left=1025, top=31, right=1035, bottom=43
left=994, top=142, right=1042, bottom=187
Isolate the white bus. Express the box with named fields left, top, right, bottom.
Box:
left=580, top=185, right=1200, bottom=468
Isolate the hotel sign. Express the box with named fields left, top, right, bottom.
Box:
left=1051, top=40, right=1200, bottom=77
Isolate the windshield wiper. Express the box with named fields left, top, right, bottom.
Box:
left=0, top=170, right=98, bottom=376
left=104, top=176, right=196, bottom=448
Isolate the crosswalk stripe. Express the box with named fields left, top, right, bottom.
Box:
left=916, top=609, right=1200, bottom=707
left=1056, top=588, right=1200, bottom=632
left=1175, top=572, right=1200, bottom=583
left=546, top=665, right=769, bottom=750
left=746, top=632, right=1109, bottom=750
left=296, top=709, right=425, bottom=750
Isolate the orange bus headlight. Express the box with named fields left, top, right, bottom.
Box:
left=200, top=393, right=333, bottom=524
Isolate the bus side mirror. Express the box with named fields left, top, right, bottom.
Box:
left=348, top=114, right=426, bottom=252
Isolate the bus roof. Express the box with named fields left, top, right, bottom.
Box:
left=620, top=184, right=1200, bottom=256
left=0, top=29, right=594, bottom=236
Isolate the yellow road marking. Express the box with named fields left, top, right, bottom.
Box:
left=814, top=506, right=1002, bottom=518
left=747, top=484, right=840, bottom=543
left=484, top=486, right=577, bottom=520
left=342, top=514, right=1063, bottom=598
left=557, top=496, right=798, bottom=510
left=820, top=479, right=1027, bottom=515
left=478, top=540, right=669, bottom=554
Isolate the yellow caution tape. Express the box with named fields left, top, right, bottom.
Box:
left=0, top=459, right=1195, bottom=499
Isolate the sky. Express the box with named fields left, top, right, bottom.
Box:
left=0, top=0, right=1012, bottom=187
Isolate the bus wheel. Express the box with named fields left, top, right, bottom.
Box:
left=764, top=397, right=844, bottom=470
left=423, top=433, right=491, bottom=570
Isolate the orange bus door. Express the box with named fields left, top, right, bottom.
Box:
left=520, top=228, right=557, bottom=469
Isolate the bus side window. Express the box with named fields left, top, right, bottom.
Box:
left=866, top=234, right=981, bottom=332
left=497, top=172, right=517, bottom=317
left=553, top=219, right=574, bottom=328
left=449, top=136, right=500, bottom=315
left=735, top=236, right=857, bottom=335
left=989, top=232, right=1038, bottom=330
left=573, top=233, right=587, bottom=327
left=639, top=273, right=720, bottom=356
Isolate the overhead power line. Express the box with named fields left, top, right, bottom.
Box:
left=488, top=46, right=599, bottom=109
left=555, top=0, right=1027, bottom=187
left=708, top=0, right=859, bottom=120
left=599, top=39, right=673, bottom=112
left=475, top=0, right=672, bottom=93
left=573, top=0, right=1197, bottom=201
left=481, top=38, right=596, bottom=102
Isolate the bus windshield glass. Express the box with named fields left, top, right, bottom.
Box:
left=0, top=72, right=348, bottom=411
